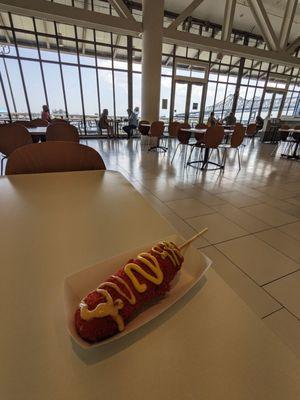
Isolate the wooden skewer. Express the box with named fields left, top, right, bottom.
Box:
left=179, top=228, right=208, bottom=250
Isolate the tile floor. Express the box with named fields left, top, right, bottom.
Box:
left=83, top=136, right=300, bottom=359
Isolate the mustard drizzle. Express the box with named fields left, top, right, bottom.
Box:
left=79, top=242, right=182, bottom=331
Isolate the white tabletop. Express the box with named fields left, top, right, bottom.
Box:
left=181, top=128, right=234, bottom=134
left=27, top=127, right=47, bottom=135
left=1, top=170, right=300, bottom=399
left=278, top=128, right=300, bottom=133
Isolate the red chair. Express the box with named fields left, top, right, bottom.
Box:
left=148, top=121, right=166, bottom=152
left=171, top=123, right=191, bottom=164
left=31, top=119, right=48, bottom=127
left=187, top=125, right=225, bottom=170
left=51, top=118, right=69, bottom=124
left=244, top=123, right=257, bottom=144
left=168, top=121, right=180, bottom=139
left=0, top=123, right=32, bottom=175
left=46, top=123, right=79, bottom=143
left=6, top=142, right=106, bottom=175
left=219, top=123, right=245, bottom=170
left=138, top=120, right=150, bottom=137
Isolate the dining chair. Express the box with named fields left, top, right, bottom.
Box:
left=31, top=119, right=49, bottom=127
left=219, top=123, right=245, bottom=170
left=0, top=123, right=32, bottom=175
left=13, top=120, right=34, bottom=128
left=168, top=121, right=180, bottom=139
left=138, top=120, right=150, bottom=136
left=186, top=127, right=207, bottom=164
left=195, top=123, right=207, bottom=129
left=244, top=123, right=257, bottom=144
left=6, top=142, right=106, bottom=175
left=51, top=118, right=69, bottom=124
left=138, top=120, right=150, bottom=146
left=171, top=123, right=191, bottom=164
left=188, top=125, right=225, bottom=170
left=148, top=121, right=166, bottom=152
left=46, top=123, right=80, bottom=143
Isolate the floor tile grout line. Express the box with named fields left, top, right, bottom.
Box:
left=203, top=243, right=283, bottom=307
left=259, top=287, right=300, bottom=323
left=254, top=230, right=300, bottom=265
left=261, top=306, right=284, bottom=320
left=261, top=268, right=300, bottom=288
left=284, top=307, right=300, bottom=322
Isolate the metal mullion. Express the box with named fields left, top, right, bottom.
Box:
left=9, top=13, right=32, bottom=120
left=185, top=82, right=192, bottom=123
left=285, top=69, right=296, bottom=113
left=285, top=90, right=292, bottom=114
left=288, top=75, right=299, bottom=113
left=127, top=36, right=133, bottom=111
left=33, top=18, right=49, bottom=108
left=0, top=70, right=11, bottom=121
left=75, top=25, right=87, bottom=135
left=54, top=22, right=68, bottom=118
left=258, top=63, right=271, bottom=116
left=293, top=92, right=300, bottom=116
left=250, top=56, right=264, bottom=118
left=2, top=57, right=17, bottom=113
left=169, top=45, right=176, bottom=123
left=247, top=86, right=259, bottom=124
left=212, top=56, right=222, bottom=114
left=111, top=32, right=117, bottom=124
left=199, top=82, right=207, bottom=123
left=93, top=29, right=101, bottom=118
left=240, top=84, right=249, bottom=123
left=221, top=81, right=229, bottom=119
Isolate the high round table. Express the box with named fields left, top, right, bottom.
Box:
left=181, top=128, right=234, bottom=169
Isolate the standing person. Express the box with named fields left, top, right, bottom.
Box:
left=255, top=114, right=264, bottom=130
left=207, top=111, right=218, bottom=127
left=223, top=112, right=236, bottom=126
left=41, top=105, right=51, bottom=122
left=122, top=107, right=139, bottom=139
left=98, top=109, right=114, bottom=138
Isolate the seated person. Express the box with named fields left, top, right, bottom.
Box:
left=41, top=105, right=51, bottom=122
left=122, top=107, right=139, bottom=139
left=207, top=112, right=218, bottom=127
left=255, top=115, right=264, bottom=130
left=98, top=109, right=114, bottom=137
left=223, top=112, right=236, bottom=126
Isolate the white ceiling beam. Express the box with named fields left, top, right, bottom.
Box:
left=287, top=36, right=300, bottom=55
left=279, top=0, right=297, bottom=50
left=108, top=0, right=135, bottom=22
left=247, top=0, right=279, bottom=51
left=0, top=0, right=142, bottom=37
left=221, top=0, right=236, bottom=42
left=163, top=28, right=300, bottom=67
left=167, top=0, right=205, bottom=30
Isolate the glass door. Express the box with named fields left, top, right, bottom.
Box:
left=174, top=82, right=188, bottom=123
left=188, top=84, right=203, bottom=126
left=173, top=81, right=204, bottom=125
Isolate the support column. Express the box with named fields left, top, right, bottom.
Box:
left=141, top=0, right=164, bottom=122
